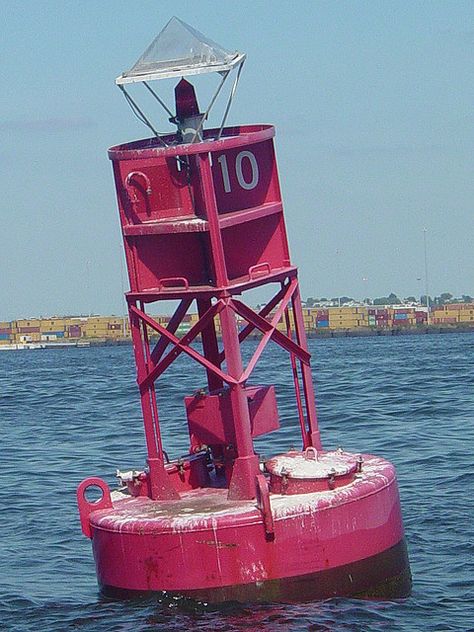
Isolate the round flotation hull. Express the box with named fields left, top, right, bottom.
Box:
left=86, top=455, right=411, bottom=601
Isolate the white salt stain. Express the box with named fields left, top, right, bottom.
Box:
left=211, top=518, right=223, bottom=578
left=91, top=455, right=395, bottom=535
left=110, top=489, right=129, bottom=502
left=239, top=559, right=268, bottom=583
left=93, top=489, right=259, bottom=534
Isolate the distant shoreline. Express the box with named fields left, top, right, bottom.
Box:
left=13, top=323, right=472, bottom=349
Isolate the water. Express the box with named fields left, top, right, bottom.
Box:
left=1, top=333, right=473, bottom=631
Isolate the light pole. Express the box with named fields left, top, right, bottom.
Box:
left=362, top=277, right=368, bottom=303
left=423, top=228, right=430, bottom=325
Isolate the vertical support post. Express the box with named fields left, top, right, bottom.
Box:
left=128, top=300, right=178, bottom=499
left=197, top=298, right=223, bottom=392
left=220, top=300, right=260, bottom=499
left=284, top=305, right=309, bottom=449
left=197, top=153, right=228, bottom=287
left=291, top=286, right=322, bottom=449
left=198, top=153, right=259, bottom=499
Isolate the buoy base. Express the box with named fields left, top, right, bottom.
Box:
left=83, top=453, right=411, bottom=603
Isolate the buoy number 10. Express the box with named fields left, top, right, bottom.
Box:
left=217, top=151, right=260, bottom=193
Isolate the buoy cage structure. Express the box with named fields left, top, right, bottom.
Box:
left=77, top=18, right=411, bottom=602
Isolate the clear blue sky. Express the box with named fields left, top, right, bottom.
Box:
left=1, top=1, right=473, bottom=319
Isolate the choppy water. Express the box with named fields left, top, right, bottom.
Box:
left=1, top=333, right=473, bottom=631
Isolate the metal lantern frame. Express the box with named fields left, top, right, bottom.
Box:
left=115, top=17, right=247, bottom=145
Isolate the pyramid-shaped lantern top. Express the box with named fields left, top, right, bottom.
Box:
left=116, top=17, right=245, bottom=85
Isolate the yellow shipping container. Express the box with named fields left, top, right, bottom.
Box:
left=16, top=319, right=42, bottom=328
left=328, top=317, right=361, bottom=324
left=433, top=314, right=458, bottom=322
left=47, top=319, right=68, bottom=326
left=328, top=308, right=358, bottom=315
left=40, top=318, right=64, bottom=329
left=84, top=317, right=110, bottom=325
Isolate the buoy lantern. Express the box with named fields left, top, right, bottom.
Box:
left=77, top=17, right=411, bottom=602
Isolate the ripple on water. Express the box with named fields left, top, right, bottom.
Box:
left=1, top=333, right=474, bottom=630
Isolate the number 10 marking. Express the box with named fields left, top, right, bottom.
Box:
left=217, top=150, right=259, bottom=193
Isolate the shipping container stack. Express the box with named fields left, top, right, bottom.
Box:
left=303, top=308, right=315, bottom=333
left=314, top=309, right=330, bottom=329
left=415, top=310, right=428, bottom=325
left=67, top=323, right=83, bottom=339
left=79, top=316, right=128, bottom=340
left=2, top=303, right=474, bottom=345
left=39, top=317, right=67, bottom=341
left=389, top=307, right=417, bottom=327
left=431, top=303, right=474, bottom=325
left=327, top=306, right=368, bottom=330
left=0, top=321, right=13, bottom=346
left=458, top=304, right=474, bottom=323
left=368, top=308, right=390, bottom=328
left=12, top=319, right=42, bottom=343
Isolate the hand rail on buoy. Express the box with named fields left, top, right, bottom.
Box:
left=248, top=262, right=272, bottom=279
left=157, top=276, right=190, bottom=290
left=77, top=477, right=113, bottom=538
left=304, top=446, right=318, bottom=460
left=124, top=171, right=152, bottom=202
left=124, top=171, right=153, bottom=218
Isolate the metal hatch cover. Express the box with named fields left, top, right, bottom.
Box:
left=265, top=449, right=360, bottom=495
left=266, top=449, right=358, bottom=480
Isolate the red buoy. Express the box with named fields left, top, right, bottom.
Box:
left=77, top=17, right=411, bottom=602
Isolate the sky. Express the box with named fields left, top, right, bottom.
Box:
left=1, top=1, right=473, bottom=320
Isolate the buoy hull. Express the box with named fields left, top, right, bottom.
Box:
left=88, top=455, right=411, bottom=602
left=100, top=539, right=410, bottom=602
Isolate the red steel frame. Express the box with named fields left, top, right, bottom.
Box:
left=110, top=125, right=322, bottom=500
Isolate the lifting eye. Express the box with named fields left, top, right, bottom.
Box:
left=84, top=485, right=104, bottom=504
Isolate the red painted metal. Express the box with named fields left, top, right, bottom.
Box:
left=81, top=454, right=409, bottom=600
left=185, top=385, right=280, bottom=447
left=78, top=85, right=411, bottom=600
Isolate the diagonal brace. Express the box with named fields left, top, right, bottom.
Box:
left=236, top=281, right=298, bottom=382
left=150, top=298, right=193, bottom=365
left=230, top=298, right=311, bottom=366
left=130, top=303, right=237, bottom=388
left=217, top=281, right=294, bottom=365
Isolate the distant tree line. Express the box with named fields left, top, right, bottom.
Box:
left=303, top=292, right=473, bottom=307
